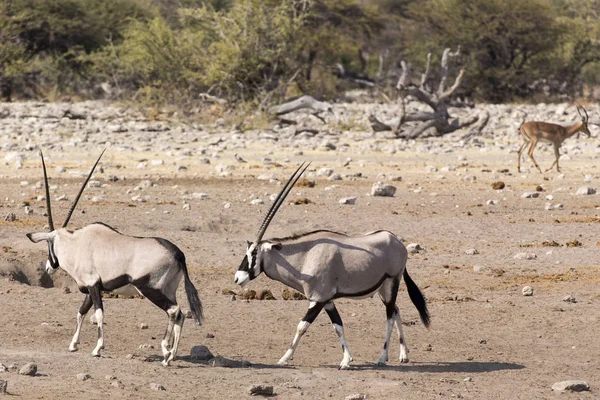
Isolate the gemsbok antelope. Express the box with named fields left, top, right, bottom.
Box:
left=234, top=163, right=430, bottom=369
left=26, top=150, right=203, bottom=366
left=517, top=105, right=591, bottom=173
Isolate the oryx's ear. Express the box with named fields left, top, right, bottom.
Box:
left=261, top=242, right=282, bottom=251
left=26, top=232, right=50, bottom=243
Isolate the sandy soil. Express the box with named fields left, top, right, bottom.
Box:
left=1, top=122, right=600, bottom=399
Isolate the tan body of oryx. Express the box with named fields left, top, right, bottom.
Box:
left=260, top=230, right=407, bottom=302
left=27, top=150, right=202, bottom=367
left=517, top=105, right=591, bottom=173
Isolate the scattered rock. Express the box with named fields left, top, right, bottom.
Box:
left=111, top=380, right=125, bottom=389
left=345, top=394, right=367, bottom=400
left=248, top=384, right=274, bottom=396
left=486, top=200, right=497, bottom=206
left=522, top=286, right=534, bottom=296
left=317, top=168, right=334, bottom=177
left=514, top=252, right=537, bottom=260
left=209, top=355, right=251, bottom=368
left=105, top=375, right=117, bottom=380
left=192, top=193, right=209, bottom=200
left=371, top=182, right=396, bottom=197
left=250, top=199, right=264, bottom=205
left=76, top=373, right=91, bottom=381
left=0, top=364, right=7, bottom=372
left=149, top=383, right=165, bottom=391
left=18, top=363, right=36, bottom=376
left=551, top=380, right=589, bottom=392
left=521, top=192, right=539, bottom=199
left=472, top=265, right=488, bottom=273
left=406, top=243, right=424, bottom=254
left=491, top=181, right=505, bottom=190
left=3, top=213, right=16, bottom=222
left=190, top=346, right=214, bottom=361
left=88, top=180, right=101, bottom=188
left=140, top=323, right=148, bottom=330
left=282, top=288, right=306, bottom=300
left=339, top=197, right=357, bottom=205
left=465, top=249, right=479, bottom=255
left=562, top=295, right=577, bottom=303
left=576, top=186, right=596, bottom=195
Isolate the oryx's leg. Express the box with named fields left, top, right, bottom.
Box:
left=324, top=302, right=353, bottom=370
left=135, top=285, right=181, bottom=367
left=527, top=138, right=542, bottom=173
left=517, top=138, right=529, bottom=173
left=392, top=305, right=409, bottom=363
left=545, top=143, right=561, bottom=173
left=377, top=277, right=405, bottom=366
left=69, top=294, right=93, bottom=352
left=88, top=285, right=105, bottom=357
left=278, top=301, right=325, bottom=366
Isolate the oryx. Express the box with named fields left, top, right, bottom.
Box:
left=234, top=163, right=430, bottom=369
left=26, top=150, right=203, bottom=366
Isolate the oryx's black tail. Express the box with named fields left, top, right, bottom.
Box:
left=403, top=269, right=430, bottom=328
left=183, top=264, right=203, bottom=325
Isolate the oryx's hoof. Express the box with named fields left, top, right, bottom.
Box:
left=161, top=359, right=170, bottom=367
left=399, top=356, right=410, bottom=364
left=69, top=344, right=78, bottom=352
left=277, top=359, right=289, bottom=366
left=339, top=362, right=351, bottom=370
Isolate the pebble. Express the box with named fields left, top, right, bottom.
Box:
left=76, top=373, right=91, bottom=381
left=406, top=243, right=424, bottom=254
left=472, top=265, right=488, bottom=273
left=328, top=173, right=342, bottom=181
left=562, top=295, right=577, bottom=303
left=339, top=197, right=356, bottom=205
left=18, top=363, right=36, bottom=376
left=521, top=192, right=539, bottom=199
left=88, top=180, right=101, bottom=188
left=149, top=383, right=165, bottom=391
left=514, top=252, right=537, bottom=260
left=248, top=384, right=274, bottom=396
left=111, top=380, right=125, bottom=389
left=576, top=186, right=596, bottom=195
left=4, top=213, right=16, bottom=222
left=23, top=206, right=33, bottom=215
left=192, top=193, right=209, bottom=200
left=182, top=203, right=191, bottom=211
left=140, top=323, right=148, bottom=329
left=465, top=249, right=479, bottom=255
left=522, top=286, right=534, bottom=296
left=551, top=380, right=589, bottom=392
left=0, top=364, right=6, bottom=372
left=345, top=394, right=367, bottom=400
left=250, top=199, right=264, bottom=205
left=486, top=200, right=497, bottom=205
left=371, top=182, right=396, bottom=197
left=317, top=168, right=334, bottom=177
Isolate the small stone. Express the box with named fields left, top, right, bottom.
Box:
left=139, top=180, right=153, bottom=189
left=545, top=194, right=554, bottom=200
left=425, top=165, right=438, bottom=173
left=18, top=363, right=36, bottom=376
left=182, top=203, right=191, bottom=211
left=88, top=180, right=101, bottom=188
left=562, top=295, right=577, bottom=303
left=149, top=383, right=165, bottom=391
left=345, top=395, right=367, bottom=400
left=63, top=286, right=71, bottom=294
left=111, top=380, right=125, bottom=389
left=105, top=375, right=117, bottom=380
left=4, top=213, right=16, bottom=222
left=339, top=197, right=356, bottom=205
left=463, top=377, right=472, bottom=382
left=317, top=168, right=334, bottom=177
left=23, top=206, right=33, bottom=215
left=465, top=249, right=479, bottom=255
left=0, top=364, right=7, bottom=372
left=551, top=380, right=589, bottom=392
left=151, top=159, right=164, bottom=166
left=406, top=243, right=424, bottom=254
left=328, top=173, right=342, bottom=181
left=491, top=181, right=505, bottom=190
left=576, top=186, right=596, bottom=195
left=0, top=379, right=6, bottom=395
left=514, top=252, right=537, bottom=260
left=223, top=202, right=231, bottom=209
left=76, top=373, right=91, bottom=381
left=521, top=192, right=539, bottom=199
left=248, top=384, right=274, bottom=396
left=371, top=182, right=396, bottom=197
left=472, top=265, right=488, bottom=273
left=486, top=200, right=497, bottom=206
left=140, top=323, right=148, bottom=330
left=584, top=174, right=593, bottom=183
left=137, top=162, right=147, bottom=169
left=138, top=344, right=154, bottom=349
left=190, top=345, right=214, bottom=361
left=125, top=354, right=134, bottom=359
left=184, top=310, right=193, bottom=318
left=522, top=286, right=534, bottom=296
left=554, top=203, right=564, bottom=210
left=250, top=199, right=264, bottom=205
left=544, top=202, right=552, bottom=211
left=192, top=193, right=209, bottom=200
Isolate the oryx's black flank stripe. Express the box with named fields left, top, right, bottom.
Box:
left=334, top=274, right=391, bottom=299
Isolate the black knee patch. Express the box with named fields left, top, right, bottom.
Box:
left=302, top=302, right=325, bottom=323
left=325, top=306, right=343, bottom=327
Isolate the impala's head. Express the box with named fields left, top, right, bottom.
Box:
left=26, top=149, right=105, bottom=274
left=577, top=105, right=591, bottom=137
left=234, top=162, right=310, bottom=287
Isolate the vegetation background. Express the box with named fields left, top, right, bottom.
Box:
left=0, top=0, right=599, bottom=110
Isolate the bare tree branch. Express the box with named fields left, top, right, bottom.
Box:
left=420, top=53, right=431, bottom=89
left=271, top=95, right=332, bottom=116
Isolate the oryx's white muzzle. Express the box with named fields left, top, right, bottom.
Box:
left=234, top=271, right=249, bottom=286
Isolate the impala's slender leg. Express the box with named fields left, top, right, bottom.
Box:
left=324, top=302, right=353, bottom=369
left=527, top=137, right=543, bottom=173
left=69, top=295, right=93, bottom=352
left=545, top=142, right=561, bottom=173
left=278, top=301, right=325, bottom=366
left=88, top=285, right=105, bottom=357
left=517, top=137, right=529, bottom=173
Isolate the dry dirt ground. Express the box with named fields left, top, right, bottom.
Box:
left=2, top=131, right=600, bottom=399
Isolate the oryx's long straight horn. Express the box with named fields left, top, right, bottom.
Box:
left=255, top=162, right=310, bottom=241
left=62, top=149, right=105, bottom=228
left=39, top=150, right=55, bottom=231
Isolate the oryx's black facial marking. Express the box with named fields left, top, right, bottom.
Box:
left=238, top=243, right=260, bottom=280
left=47, top=239, right=59, bottom=269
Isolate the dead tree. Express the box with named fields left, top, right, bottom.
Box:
left=370, top=47, right=488, bottom=139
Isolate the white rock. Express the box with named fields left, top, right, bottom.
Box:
left=223, top=202, right=231, bottom=209
left=554, top=203, right=564, bottom=210
left=328, top=173, right=342, bottom=181
left=425, top=165, right=437, bottom=173
left=88, top=180, right=101, bottom=188
left=151, top=159, right=164, bottom=166
left=371, top=182, right=396, bottom=197
left=544, top=203, right=552, bottom=211
left=462, top=175, right=476, bottom=182
left=562, top=295, right=577, bottom=303
left=140, top=323, right=149, bottom=330
left=215, top=163, right=232, bottom=173
left=76, top=373, right=91, bottom=381
left=406, top=243, right=424, bottom=254
left=345, top=394, right=368, bottom=400
left=576, top=186, right=596, bottom=195
left=56, top=195, right=68, bottom=201
left=472, top=265, right=488, bottom=273
left=136, top=162, right=147, bottom=169
left=182, top=203, right=191, bottom=211
left=545, top=194, right=553, bottom=200
left=551, top=380, right=589, bottom=392
left=139, top=180, right=153, bottom=189
left=257, top=173, right=276, bottom=181
left=522, top=286, right=534, bottom=296
left=23, top=206, right=33, bottom=215
left=149, top=383, right=165, bottom=391
left=584, top=174, right=593, bottom=183
left=339, top=197, right=356, bottom=205
left=514, top=252, right=537, bottom=260
left=317, top=168, right=334, bottom=177
left=250, top=199, right=264, bottom=205
left=486, top=200, right=498, bottom=205
left=521, top=192, right=539, bottom=199
left=192, top=193, right=209, bottom=200
left=465, top=249, right=479, bottom=255
left=19, top=363, right=37, bottom=376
